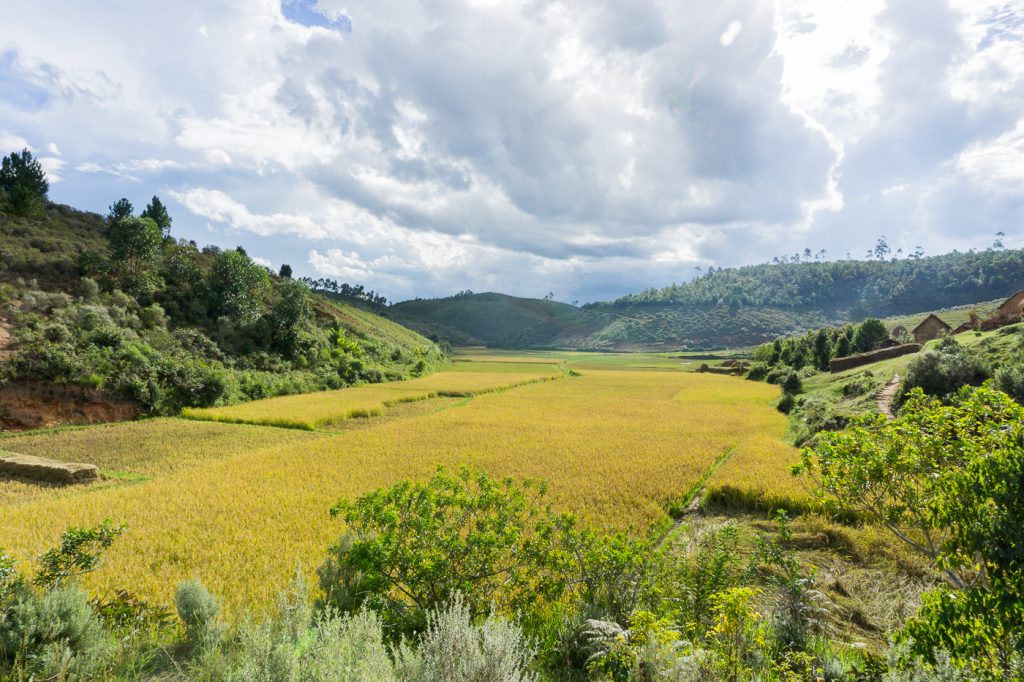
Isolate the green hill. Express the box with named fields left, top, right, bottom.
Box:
left=0, top=201, right=444, bottom=426
left=388, top=250, right=1024, bottom=350
left=386, top=292, right=608, bottom=348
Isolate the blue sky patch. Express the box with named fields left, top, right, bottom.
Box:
left=0, top=50, right=51, bottom=111
left=281, top=0, right=351, bottom=33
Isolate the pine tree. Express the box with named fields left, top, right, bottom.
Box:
left=0, top=148, right=49, bottom=216
left=107, top=197, right=134, bottom=224
left=141, top=195, right=172, bottom=236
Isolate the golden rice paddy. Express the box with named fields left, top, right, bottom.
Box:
left=182, top=367, right=562, bottom=429
left=0, top=357, right=801, bottom=614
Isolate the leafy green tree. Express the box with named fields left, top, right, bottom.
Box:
left=140, top=195, right=172, bottom=236
left=279, top=263, right=293, bottom=279
left=812, top=328, right=831, bottom=370
left=209, top=248, right=270, bottom=324
left=319, top=467, right=645, bottom=635
left=796, top=387, right=1024, bottom=674
left=321, top=467, right=564, bottom=632
left=107, top=216, right=164, bottom=293
left=0, top=148, right=48, bottom=216
left=852, top=318, right=888, bottom=353
left=269, top=279, right=312, bottom=355
left=107, top=197, right=134, bottom=223
left=833, top=333, right=852, bottom=358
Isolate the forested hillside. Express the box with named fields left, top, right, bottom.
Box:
left=615, top=248, right=1024, bottom=316
left=0, top=150, right=444, bottom=426
left=393, top=249, right=1024, bottom=350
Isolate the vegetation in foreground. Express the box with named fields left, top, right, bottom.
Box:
left=5, top=388, right=1024, bottom=682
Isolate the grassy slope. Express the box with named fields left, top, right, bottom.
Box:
left=0, top=204, right=109, bottom=289
left=790, top=322, right=1023, bottom=445
left=317, top=296, right=436, bottom=356
left=881, top=298, right=1002, bottom=332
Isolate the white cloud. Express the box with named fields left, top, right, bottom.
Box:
left=0, top=0, right=1020, bottom=301
left=720, top=20, right=744, bottom=46
left=0, top=131, right=30, bottom=152
left=169, top=187, right=330, bottom=239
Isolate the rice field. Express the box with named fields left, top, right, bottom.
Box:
left=182, top=366, right=562, bottom=429
left=0, top=356, right=801, bottom=614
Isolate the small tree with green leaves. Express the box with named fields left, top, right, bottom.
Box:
left=107, top=216, right=164, bottom=294
left=209, top=248, right=270, bottom=325
left=321, top=467, right=575, bottom=634
left=853, top=318, right=888, bottom=353
left=34, top=519, right=126, bottom=589
left=269, top=278, right=312, bottom=355
left=0, top=148, right=48, bottom=216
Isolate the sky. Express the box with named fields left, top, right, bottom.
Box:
left=1, top=0, right=1022, bottom=303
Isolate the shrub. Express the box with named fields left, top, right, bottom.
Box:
left=175, top=579, right=222, bottom=650
left=393, top=595, right=537, bottom=682
left=321, top=467, right=575, bottom=634
left=75, top=277, right=100, bottom=301
left=745, top=363, right=770, bottom=381
left=797, top=387, right=1024, bottom=674
left=897, top=339, right=989, bottom=405
left=993, top=364, right=1024, bottom=404
left=780, top=372, right=803, bottom=395
left=0, top=585, right=112, bottom=679
left=776, top=393, right=795, bottom=414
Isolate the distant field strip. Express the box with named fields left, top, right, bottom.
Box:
left=181, top=368, right=562, bottom=429
left=0, top=369, right=795, bottom=613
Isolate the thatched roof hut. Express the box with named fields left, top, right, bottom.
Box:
left=998, top=290, right=1024, bottom=317
left=911, top=314, right=951, bottom=344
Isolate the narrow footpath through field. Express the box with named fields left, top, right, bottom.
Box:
left=877, top=373, right=901, bottom=418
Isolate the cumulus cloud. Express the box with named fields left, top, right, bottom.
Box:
left=0, top=0, right=1021, bottom=301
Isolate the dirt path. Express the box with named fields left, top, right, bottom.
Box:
left=877, top=374, right=901, bottom=418
left=654, top=445, right=737, bottom=549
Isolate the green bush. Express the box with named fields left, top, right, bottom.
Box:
left=993, top=364, right=1024, bottom=404
left=0, top=585, right=112, bottom=679
left=175, top=579, right=222, bottom=650
left=781, top=372, right=803, bottom=395
left=897, top=341, right=989, bottom=405
left=393, top=595, right=537, bottom=682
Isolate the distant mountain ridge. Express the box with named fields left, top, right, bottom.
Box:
left=388, top=249, right=1024, bottom=350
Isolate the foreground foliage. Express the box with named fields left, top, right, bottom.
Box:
left=797, top=386, right=1024, bottom=676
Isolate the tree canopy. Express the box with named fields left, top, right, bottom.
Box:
left=140, top=195, right=172, bottom=235
left=0, top=149, right=48, bottom=216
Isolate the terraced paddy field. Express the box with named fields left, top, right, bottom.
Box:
left=0, top=354, right=800, bottom=614
left=181, top=365, right=563, bottom=429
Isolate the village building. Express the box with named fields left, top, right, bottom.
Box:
left=878, top=338, right=901, bottom=349
left=952, top=322, right=973, bottom=335
left=997, top=290, right=1024, bottom=318
left=911, top=313, right=952, bottom=344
